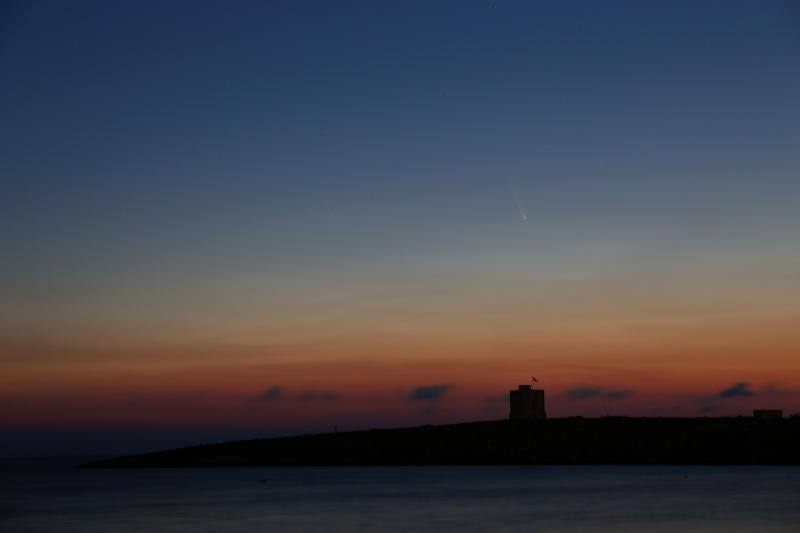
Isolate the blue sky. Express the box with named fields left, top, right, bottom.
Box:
left=4, top=2, right=799, bottom=289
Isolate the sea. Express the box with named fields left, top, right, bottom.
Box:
left=2, top=460, right=799, bottom=532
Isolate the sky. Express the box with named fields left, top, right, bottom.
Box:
left=2, top=0, right=800, bottom=455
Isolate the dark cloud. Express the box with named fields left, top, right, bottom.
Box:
left=700, top=383, right=796, bottom=405
left=568, top=388, right=603, bottom=400
left=254, top=386, right=284, bottom=401
left=298, top=390, right=340, bottom=402
left=604, top=389, right=634, bottom=399
left=297, top=391, right=315, bottom=402
left=717, top=382, right=755, bottom=399
left=255, top=387, right=340, bottom=403
left=423, top=405, right=435, bottom=415
left=320, top=391, right=339, bottom=401
left=409, top=384, right=453, bottom=401
left=567, top=388, right=634, bottom=400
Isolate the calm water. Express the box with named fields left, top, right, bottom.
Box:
left=2, top=461, right=799, bottom=532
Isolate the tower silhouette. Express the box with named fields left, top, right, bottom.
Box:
left=509, top=385, right=546, bottom=419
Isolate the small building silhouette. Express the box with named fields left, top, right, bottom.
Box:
left=509, top=385, right=546, bottom=419
left=753, top=409, right=783, bottom=420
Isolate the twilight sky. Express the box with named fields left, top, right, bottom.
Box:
left=2, top=0, right=799, bottom=454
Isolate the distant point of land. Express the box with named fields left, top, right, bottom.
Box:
left=83, top=417, right=800, bottom=468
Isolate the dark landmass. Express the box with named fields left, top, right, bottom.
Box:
left=83, top=417, right=800, bottom=468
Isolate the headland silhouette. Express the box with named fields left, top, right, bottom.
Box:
left=84, top=384, right=798, bottom=468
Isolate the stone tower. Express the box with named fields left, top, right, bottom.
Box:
left=509, top=385, right=546, bottom=419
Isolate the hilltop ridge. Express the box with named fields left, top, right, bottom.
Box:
left=83, top=417, right=800, bottom=468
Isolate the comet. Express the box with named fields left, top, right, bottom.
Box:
left=513, top=192, right=528, bottom=221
